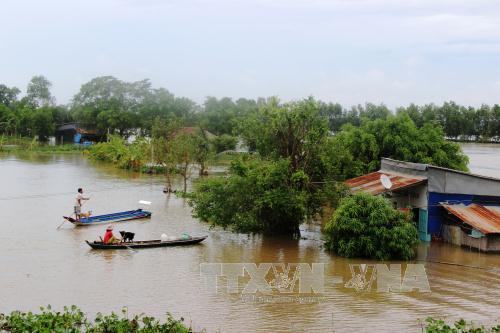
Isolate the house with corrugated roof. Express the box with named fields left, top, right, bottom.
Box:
left=345, top=158, right=500, bottom=252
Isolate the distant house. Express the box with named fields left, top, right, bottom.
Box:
left=345, top=158, right=500, bottom=252
left=55, top=123, right=105, bottom=144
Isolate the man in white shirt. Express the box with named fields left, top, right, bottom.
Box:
left=74, top=188, right=90, bottom=220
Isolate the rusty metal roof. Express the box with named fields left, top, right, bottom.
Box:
left=442, top=203, right=500, bottom=234
left=345, top=171, right=427, bottom=195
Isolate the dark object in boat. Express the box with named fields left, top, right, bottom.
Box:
left=119, top=231, right=135, bottom=242
left=63, top=209, right=151, bottom=226
left=85, top=235, right=207, bottom=250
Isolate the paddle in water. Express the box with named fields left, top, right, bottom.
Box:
left=56, top=219, right=66, bottom=230
left=57, top=214, right=76, bottom=230
left=124, top=244, right=138, bottom=253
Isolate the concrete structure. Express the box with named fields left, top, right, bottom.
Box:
left=345, top=158, right=500, bottom=251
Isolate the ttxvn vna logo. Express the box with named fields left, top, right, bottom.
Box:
left=200, top=263, right=430, bottom=299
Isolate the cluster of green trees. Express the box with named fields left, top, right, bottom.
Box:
left=0, top=77, right=70, bottom=140
left=86, top=96, right=467, bottom=242
left=326, top=113, right=469, bottom=179
left=2, top=75, right=500, bottom=144
left=0, top=305, right=191, bottom=332
left=0, top=75, right=260, bottom=143
left=186, top=97, right=466, bottom=259
left=188, top=98, right=351, bottom=234
left=320, top=101, right=500, bottom=142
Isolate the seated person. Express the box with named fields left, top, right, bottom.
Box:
left=103, top=225, right=120, bottom=244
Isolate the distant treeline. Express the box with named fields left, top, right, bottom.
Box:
left=1, top=75, right=500, bottom=142
left=320, top=102, right=500, bottom=142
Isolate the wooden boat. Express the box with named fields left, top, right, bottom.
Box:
left=63, top=209, right=151, bottom=226
left=85, top=235, right=207, bottom=250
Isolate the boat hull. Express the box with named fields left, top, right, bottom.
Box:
left=85, top=236, right=207, bottom=250
left=64, top=209, right=151, bottom=226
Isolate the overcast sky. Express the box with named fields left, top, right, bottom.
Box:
left=1, top=0, right=500, bottom=108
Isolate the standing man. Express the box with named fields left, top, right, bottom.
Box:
left=74, top=188, right=90, bottom=221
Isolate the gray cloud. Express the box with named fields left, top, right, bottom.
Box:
left=1, top=0, right=500, bottom=108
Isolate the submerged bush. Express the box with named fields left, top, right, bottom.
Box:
left=188, top=158, right=311, bottom=234
left=324, top=192, right=419, bottom=260
left=0, top=305, right=192, bottom=332
left=212, top=134, right=237, bottom=153
left=88, top=135, right=149, bottom=171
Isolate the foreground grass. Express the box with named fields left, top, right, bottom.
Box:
left=0, top=305, right=196, bottom=332
left=0, top=136, right=87, bottom=154
left=425, top=318, right=500, bottom=332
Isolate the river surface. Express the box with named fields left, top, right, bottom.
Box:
left=0, top=144, right=499, bottom=332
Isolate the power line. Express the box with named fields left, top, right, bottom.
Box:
left=0, top=182, right=157, bottom=201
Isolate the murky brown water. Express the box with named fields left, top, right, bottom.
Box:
left=0, top=145, right=500, bottom=333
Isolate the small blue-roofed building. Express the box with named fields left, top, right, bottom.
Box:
left=55, top=123, right=105, bottom=145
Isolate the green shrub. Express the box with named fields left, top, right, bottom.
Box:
left=212, top=134, right=237, bottom=153
left=0, top=305, right=192, bottom=332
left=324, top=192, right=419, bottom=260
left=425, top=318, right=500, bottom=332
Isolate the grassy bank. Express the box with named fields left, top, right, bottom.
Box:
left=0, top=305, right=195, bottom=332
left=0, top=136, right=87, bottom=154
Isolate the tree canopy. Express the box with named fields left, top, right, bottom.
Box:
left=188, top=98, right=348, bottom=235
left=326, top=113, right=469, bottom=179
left=188, top=158, right=312, bottom=234
left=26, top=75, right=55, bottom=107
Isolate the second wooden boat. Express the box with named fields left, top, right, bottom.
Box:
left=85, top=235, right=207, bottom=249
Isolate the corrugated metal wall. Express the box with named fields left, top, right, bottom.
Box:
left=427, top=192, right=473, bottom=234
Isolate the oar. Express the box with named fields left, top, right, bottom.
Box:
left=113, top=235, right=138, bottom=254
left=56, top=219, right=66, bottom=230
left=57, top=215, right=73, bottom=230
left=120, top=241, right=137, bottom=253
left=124, top=244, right=138, bottom=253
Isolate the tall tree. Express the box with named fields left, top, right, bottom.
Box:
left=26, top=75, right=55, bottom=107
left=169, top=132, right=196, bottom=192
left=31, top=107, right=55, bottom=141
left=71, top=76, right=151, bottom=135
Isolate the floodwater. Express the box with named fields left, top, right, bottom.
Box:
left=0, top=144, right=499, bottom=333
